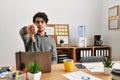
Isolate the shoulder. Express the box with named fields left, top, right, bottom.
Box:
left=19, top=26, right=27, bottom=34
left=46, top=36, right=56, bottom=44
left=47, top=36, right=55, bottom=41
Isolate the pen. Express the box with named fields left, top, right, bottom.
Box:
left=16, top=70, right=19, bottom=80
left=12, top=72, right=16, bottom=80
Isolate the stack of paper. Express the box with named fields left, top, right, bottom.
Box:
left=63, top=71, right=101, bottom=80
left=82, top=62, right=120, bottom=72
left=113, top=62, right=120, bottom=69
left=82, top=62, right=104, bottom=72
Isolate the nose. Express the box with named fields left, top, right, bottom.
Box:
left=38, top=22, right=43, bottom=26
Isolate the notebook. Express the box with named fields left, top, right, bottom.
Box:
left=15, top=51, right=52, bottom=73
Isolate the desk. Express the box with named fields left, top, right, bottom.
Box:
left=41, top=63, right=112, bottom=80
left=0, top=63, right=114, bottom=80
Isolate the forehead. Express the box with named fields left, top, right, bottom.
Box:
left=35, top=17, right=44, bottom=21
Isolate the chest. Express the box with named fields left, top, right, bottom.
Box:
left=35, top=36, right=52, bottom=50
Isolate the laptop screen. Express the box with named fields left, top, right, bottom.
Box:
left=15, top=52, right=52, bottom=73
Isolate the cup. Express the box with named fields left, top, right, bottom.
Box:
left=6, top=71, right=26, bottom=80
left=63, top=59, right=74, bottom=72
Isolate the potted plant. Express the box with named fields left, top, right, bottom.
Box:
left=27, top=61, right=41, bottom=80
left=60, top=39, right=64, bottom=47
left=102, top=57, right=114, bottom=75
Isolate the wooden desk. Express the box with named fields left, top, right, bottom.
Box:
left=0, top=63, right=115, bottom=80
left=41, top=63, right=112, bottom=80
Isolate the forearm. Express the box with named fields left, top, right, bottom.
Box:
left=19, top=26, right=35, bottom=42
left=51, top=50, right=57, bottom=64
left=19, top=26, right=28, bottom=39
left=19, top=27, right=32, bottom=50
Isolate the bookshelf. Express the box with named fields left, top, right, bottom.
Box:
left=57, top=45, right=111, bottom=63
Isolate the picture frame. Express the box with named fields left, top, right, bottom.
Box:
left=108, top=5, right=120, bottom=30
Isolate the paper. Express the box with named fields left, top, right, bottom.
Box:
left=109, top=7, right=117, bottom=17
left=82, top=62, right=104, bottom=72
left=82, top=62, right=120, bottom=72
left=63, top=71, right=101, bottom=80
left=113, top=62, right=120, bottom=69
left=57, top=36, right=68, bottom=44
left=0, top=67, right=12, bottom=78
left=0, top=72, right=9, bottom=78
left=45, top=26, right=54, bottom=35
left=110, top=20, right=118, bottom=29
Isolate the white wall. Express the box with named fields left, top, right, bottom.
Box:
left=0, top=0, right=102, bottom=66
left=101, top=0, right=120, bottom=60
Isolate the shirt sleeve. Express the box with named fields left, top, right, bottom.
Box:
left=19, top=27, right=31, bottom=51
left=51, top=38, right=58, bottom=64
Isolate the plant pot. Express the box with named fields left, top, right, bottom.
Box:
left=60, top=43, right=64, bottom=47
left=104, top=67, right=113, bottom=75
left=27, top=71, right=42, bottom=80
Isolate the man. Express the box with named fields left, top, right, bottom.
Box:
left=19, top=12, right=57, bottom=64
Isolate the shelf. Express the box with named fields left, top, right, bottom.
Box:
left=56, top=45, right=111, bottom=63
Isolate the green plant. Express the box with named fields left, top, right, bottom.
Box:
left=60, top=39, right=64, bottom=43
left=27, top=61, right=41, bottom=74
left=102, top=57, right=114, bottom=68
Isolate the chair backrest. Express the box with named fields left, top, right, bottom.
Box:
left=79, top=56, right=104, bottom=62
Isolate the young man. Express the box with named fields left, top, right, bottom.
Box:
left=19, top=12, right=57, bottom=64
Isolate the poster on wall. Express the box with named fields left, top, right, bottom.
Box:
left=45, top=26, right=54, bottom=35
left=108, top=5, right=120, bottom=30
left=57, top=36, right=68, bottom=44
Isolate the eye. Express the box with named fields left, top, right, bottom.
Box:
left=35, top=21, right=45, bottom=24
left=41, top=21, right=44, bottom=23
left=36, top=21, right=40, bottom=24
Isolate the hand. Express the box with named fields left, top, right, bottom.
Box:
left=26, top=24, right=38, bottom=35
left=26, top=25, right=38, bottom=42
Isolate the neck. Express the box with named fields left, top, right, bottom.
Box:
left=38, top=31, right=45, bottom=36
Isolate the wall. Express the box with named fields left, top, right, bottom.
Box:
left=101, top=0, right=120, bottom=60
left=0, top=0, right=102, bottom=66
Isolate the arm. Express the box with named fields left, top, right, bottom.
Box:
left=19, top=25, right=38, bottom=42
left=19, top=26, right=38, bottom=51
left=19, top=27, right=32, bottom=51
left=19, top=27, right=31, bottom=44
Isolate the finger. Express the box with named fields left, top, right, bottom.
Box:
left=26, top=25, right=33, bottom=34
left=33, top=25, right=38, bottom=33
left=30, top=27, right=35, bottom=34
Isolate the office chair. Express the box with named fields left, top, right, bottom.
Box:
left=79, top=56, right=104, bottom=62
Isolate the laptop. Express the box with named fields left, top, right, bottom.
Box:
left=15, top=51, right=52, bottom=73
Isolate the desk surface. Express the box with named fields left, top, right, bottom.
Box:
left=41, top=63, right=112, bottom=80
left=0, top=62, right=115, bottom=80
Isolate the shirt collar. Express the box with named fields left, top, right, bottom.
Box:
left=37, top=32, right=48, bottom=37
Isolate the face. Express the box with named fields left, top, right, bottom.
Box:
left=34, top=17, right=47, bottom=32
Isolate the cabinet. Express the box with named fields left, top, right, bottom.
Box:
left=57, top=45, right=111, bottom=63
left=57, top=47, right=74, bottom=63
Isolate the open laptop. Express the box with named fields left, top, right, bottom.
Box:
left=15, top=51, right=52, bottom=73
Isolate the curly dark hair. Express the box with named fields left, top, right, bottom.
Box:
left=33, top=12, right=49, bottom=23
